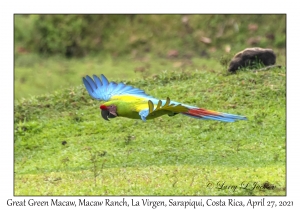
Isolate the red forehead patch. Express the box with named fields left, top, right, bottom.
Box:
left=100, top=105, right=107, bottom=110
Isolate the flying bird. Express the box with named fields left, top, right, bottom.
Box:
left=82, top=74, right=247, bottom=122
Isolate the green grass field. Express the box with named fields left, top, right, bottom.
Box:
left=14, top=61, right=286, bottom=195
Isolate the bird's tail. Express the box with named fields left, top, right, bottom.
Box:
left=182, top=107, right=247, bottom=122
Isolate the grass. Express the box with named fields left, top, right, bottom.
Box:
left=14, top=49, right=286, bottom=100
left=14, top=65, right=286, bottom=195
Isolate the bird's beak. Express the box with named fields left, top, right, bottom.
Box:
left=101, top=109, right=110, bottom=121
left=101, top=107, right=117, bottom=121
left=108, top=111, right=117, bottom=120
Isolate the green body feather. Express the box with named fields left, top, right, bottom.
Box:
left=103, top=100, right=143, bottom=119
left=102, top=95, right=187, bottom=120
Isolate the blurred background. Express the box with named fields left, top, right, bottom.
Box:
left=14, top=14, right=286, bottom=100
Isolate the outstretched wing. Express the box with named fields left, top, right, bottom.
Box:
left=139, top=97, right=188, bottom=121
left=83, top=74, right=154, bottom=101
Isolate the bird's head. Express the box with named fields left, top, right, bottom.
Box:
left=100, top=104, right=118, bottom=121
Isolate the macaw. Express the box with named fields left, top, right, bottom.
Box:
left=82, top=74, right=247, bottom=122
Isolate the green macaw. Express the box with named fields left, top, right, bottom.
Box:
left=82, top=74, right=247, bottom=122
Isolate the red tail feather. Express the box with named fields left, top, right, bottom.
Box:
left=182, top=107, right=247, bottom=122
left=186, top=108, right=220, bottom=117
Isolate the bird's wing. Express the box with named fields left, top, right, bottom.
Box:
left=139, top=97, right=189, bottom=121
left=82, top=74, right=154, bottom=101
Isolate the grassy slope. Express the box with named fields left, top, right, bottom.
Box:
left=14, top=66, right=286, bottom=195
left=14, top=50, right=286, bottom=100
left=14, top=14, right=286, bottom=100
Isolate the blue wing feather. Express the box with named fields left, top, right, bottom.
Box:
left=85, top=76, right=97, bottom=89
left=83, top=77, right=98, bottom=99
left=139, top=109, right=149, bottom=121
left=114, top=83, right=126, bottom=93
left=101, top=74, right=109, bottom=86
left=82, top=74, right=154, bottom=101
left=93, top=75, right=102, bottom=87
